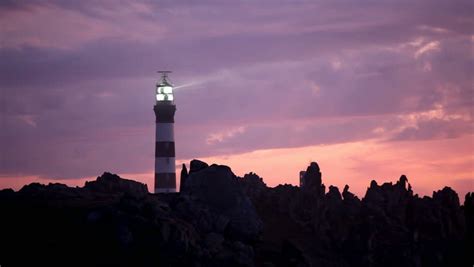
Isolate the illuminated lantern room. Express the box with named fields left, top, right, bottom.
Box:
left=156, top=72, right=174, bottom=102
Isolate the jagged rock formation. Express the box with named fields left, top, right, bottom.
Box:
left=180, top=163, right=263, bottom=242
left=179, top=163, right=188, bottom=192
left=241, top=164, right=472, bottom=267
left=0, top=161, right=472, bottom=267
left=85, top=172, right=148, bottom=197
left=300, top=162, right=325, bottom=196
left=189, top=159, right=209, bottom=174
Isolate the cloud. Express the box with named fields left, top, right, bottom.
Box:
left=0, top=1, right=166, bottom=49
left=0, top=0, right=473, bottom=184
left=414, top=41, right=440, bottom=58
left=391, top=118, right=471, bottom=141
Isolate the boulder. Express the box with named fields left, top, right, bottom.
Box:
left=84, top=172, right=148, bottom=198
left=189, top=159, right=209, bottom=174
left=239, top=172, right=267, bottom=199
left=181, top=163, right=263, bottom=241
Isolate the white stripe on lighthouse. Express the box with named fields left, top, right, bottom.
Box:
left=155, top=123, right=174, bottom=142
left=155, top=157, right=176, bottom=173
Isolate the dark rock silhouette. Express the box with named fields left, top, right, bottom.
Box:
left=181, top=164, right=263, bottom=242
left=180, top=163, right=189, bottom=192
left=300, top=162, right=325, bottom=196
left=239, top=172, right=267, bottom=199
left=84, top=172, right=148, bottom=197
left=0, top=161, right=471, bottom=267
left=189, top=159, right=209, bottom=174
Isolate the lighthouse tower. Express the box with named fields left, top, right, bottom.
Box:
left=154, top=71, right=176, bottom=193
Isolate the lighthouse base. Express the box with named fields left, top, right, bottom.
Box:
left=154, top=172, right=176, bottom=193
left=154, top=188, right=177, bottom=193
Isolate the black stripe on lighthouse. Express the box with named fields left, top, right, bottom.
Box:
left=155, top=142, right=175, bottom=157
left=155, top=105, right=175, bottom=123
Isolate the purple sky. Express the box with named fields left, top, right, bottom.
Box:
left=0, top=0, right=473, bottom=196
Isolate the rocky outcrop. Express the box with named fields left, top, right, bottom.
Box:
left=240, top=164, right=472, bottom=267
left=0, top=161, right=472, bottom=267
left=301, top=162, right=325, bottom=196
left=189, top=159, right=209, bottom=174
left=179, top=163, right=188, bottom=192
left=181, top=163, right=263, bottom=242
left=239, top=172, right=267, bottom=200
left=465, top=192, right=474, bottom=265
left=0, top=168, right=258, bottom=267
left=84, top=172, right=148, bottom=198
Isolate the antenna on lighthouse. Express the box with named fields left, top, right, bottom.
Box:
left=157, top=70, right=172, bottom=81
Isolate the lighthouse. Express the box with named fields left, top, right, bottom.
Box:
left=154, top=71, right=176, bottom=193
